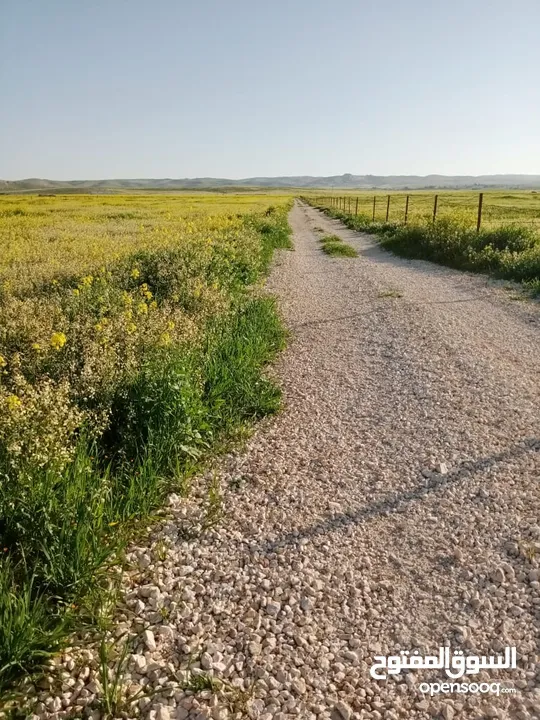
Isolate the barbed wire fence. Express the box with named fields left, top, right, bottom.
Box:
left=311, top=192, right=540, bottom=232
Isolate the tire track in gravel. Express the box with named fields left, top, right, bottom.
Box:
left=39, top=201, right=540, bottom=720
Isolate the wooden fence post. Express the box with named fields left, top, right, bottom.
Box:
left=477, top=193, right=484, bottom=232
left=372, top=195, right=376, bottom=221
left=386, top=194, right=391, bottom=222
left=433, top=194, right=439, bottom=223
left=404, top=195, right=410, bottom=224
left=355, top=197, right=359, bottom=216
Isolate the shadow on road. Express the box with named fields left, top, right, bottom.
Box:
left=257, top=438, right=540, bottom=554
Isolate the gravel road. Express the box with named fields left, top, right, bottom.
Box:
left=36, top=202, right=540, bottom=720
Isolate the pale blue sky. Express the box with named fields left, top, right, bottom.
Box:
left=1, top=0, right=539, bottom=179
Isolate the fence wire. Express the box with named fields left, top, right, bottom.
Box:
left=313, top=192, right=540, bottom=232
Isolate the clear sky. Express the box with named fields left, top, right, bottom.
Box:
left=1, top=0, right=539, bottom=179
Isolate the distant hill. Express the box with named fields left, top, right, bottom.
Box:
left=2, top=173, right=540, bottom=192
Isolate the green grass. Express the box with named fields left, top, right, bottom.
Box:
left=0, top=562, right=68, bottom=684
left=0, top=201, right=292, bottom=698
left=319, top=234, right=358, bottom=257
left=309, top=201, right=540, bottom=292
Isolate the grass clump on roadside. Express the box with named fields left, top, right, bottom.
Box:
left=309, top=201, right=540, bottom=292
left=319, top=234, right=358, bottom=257
left=0, top=195, right=292, bottom=694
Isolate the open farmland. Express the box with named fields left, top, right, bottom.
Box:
left=0, top=193, right=292, bottom=693
left=307, top=190, right=540, bottom=230
left=0, top=194, right=292, bottom=292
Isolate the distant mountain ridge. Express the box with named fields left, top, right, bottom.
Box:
left=2, top=173, right=540, bottom=192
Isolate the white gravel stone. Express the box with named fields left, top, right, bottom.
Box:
left=265, top=600, right=281, bottom=616
left=200, top=652, right=213, bottom=670
left=441, top=704, right=455, bottom=720
left=143, top=629, right=157, bottom=652
left=155, top=706, right=170, bottom=720
left=332, top=700, right=352, bottom=720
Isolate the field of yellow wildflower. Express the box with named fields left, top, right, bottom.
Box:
left=0, top=193, right=292, bottom=691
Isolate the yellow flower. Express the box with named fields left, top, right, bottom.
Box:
left=167, top=321, right=175, bottom=330
left=50, top=332, right=67, bottom=350
left=5, top=395, right=21, bottom=411
left=72, top=288, right=80, bottom=296
left=160, top=332, right=171, bottom=346
left=80, top=275, right=93, bottom=287
left=149, top=301, right=157, bottom=310
left=130, top=268, right=140, bottom=279
left=0, top=355, right=6, bottom=368
left=144, top=290, right=153, bottom=300
left=122, top=291, right=133, bottom=306
left=126, top=322, right=137, bottom=334
left=136, top=302, right=148, bottom=315
left=32, top=343, right=41, bottom=351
